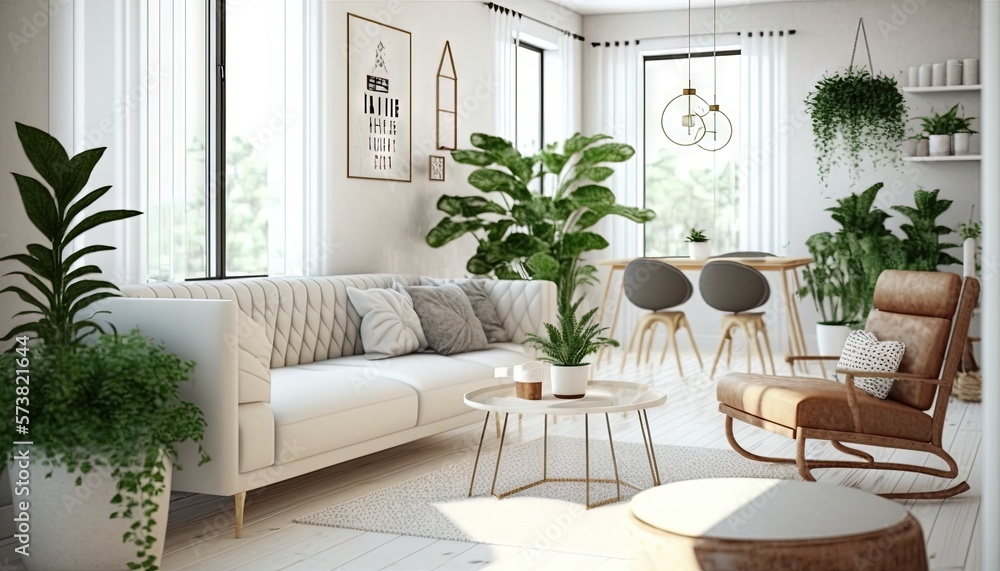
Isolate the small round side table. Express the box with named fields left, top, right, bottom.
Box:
left=629, top=478, right=927, bottom=570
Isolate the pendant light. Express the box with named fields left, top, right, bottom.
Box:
left=698, top=0, right=733, bottom=151
left=661, top=0, right=708, bottom=146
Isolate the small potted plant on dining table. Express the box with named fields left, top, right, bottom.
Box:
left=686, top=228, right=711, bottom=260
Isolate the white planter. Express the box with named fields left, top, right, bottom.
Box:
left=929, top=134, right=951, bottom=157
left=901, top=139, right=918, bottom=157
left=964, top=237, right=977, bottom=278
left=816, top=324, right=852, bottom=357
left=688, top=242, right=711, bottom=260
left=953, top=132, right=972, bottom=156
left=11, top=453, right=171, bottom=571
left=551, top=364, right=590, bottom=399
left=915, top=138, right=930, bottom=157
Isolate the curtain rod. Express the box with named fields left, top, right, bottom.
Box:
left=590, top=29, right=795, bottom=47
left=485, top=2, right=585, bottom=41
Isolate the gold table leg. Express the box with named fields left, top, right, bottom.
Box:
left=468, top=412, right=491, bottom=497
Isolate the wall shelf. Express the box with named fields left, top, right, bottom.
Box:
left=902, top=85, right=980, bottom=93
left=903, top=155, right=981, bottom=162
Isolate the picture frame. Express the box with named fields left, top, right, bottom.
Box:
left=436, top=41, right=458, bottom=150
left=429, top=155, right=445, bottom=181
left=346, top=13, right=412, bottom=182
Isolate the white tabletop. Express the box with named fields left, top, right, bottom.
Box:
left=630, top=478, right=910, bottom=541
left=464, top=380, right=666, bottom=415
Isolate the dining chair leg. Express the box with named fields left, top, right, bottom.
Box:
left=725, top=324, right=735, bottom=366
left=642, top=321, right=657, bottom=367
left=621, top=319, right=644, bottom=373
left=682, top=316, right=704, bottom=370
left=709, top=330, right=729, bottom=379
left=759, top=320, right=777, bottom=375
left=657, top=320, right=676, bottom=365
left=751, top=325, right=768, bottom=375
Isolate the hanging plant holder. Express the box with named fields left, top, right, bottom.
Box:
left=804, top=18, right=907, bottom=185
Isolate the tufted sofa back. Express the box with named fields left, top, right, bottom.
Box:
left=122, top=275, right=553, bottom=369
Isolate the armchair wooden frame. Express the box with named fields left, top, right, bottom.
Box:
left=719, top=276, right=980, bottom=501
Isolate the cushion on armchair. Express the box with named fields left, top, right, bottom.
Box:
left=836, top=330, right=905, bottom=399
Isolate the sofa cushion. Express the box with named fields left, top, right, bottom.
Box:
left=420, top=278, right=510, bottom=343
left=346, top=286, right=428, bottom=360
left=269, top=366, right=418, bottom=461
left=449, top=345, right=535, bottom=369
left=718, top=373, right=933, bottom=441
left=836, top=330, right=905, bottom=399
left=238, top=402, right=276, bottom=473
left=404, top=284, right=489, bottom=355
left=237, top=311, right=272, bottom=403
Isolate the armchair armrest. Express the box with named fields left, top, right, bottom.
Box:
left=836, top=368, right=945, bottom=386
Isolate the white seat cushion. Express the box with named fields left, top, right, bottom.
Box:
left=449, top=345, right=533, bottom=369
left=269, top=367, right=418, bottom=462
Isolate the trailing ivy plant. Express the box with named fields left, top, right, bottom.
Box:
left=804, top=66, right=907, bottom=184
left=0, top=123, right=208, bottom=571
left=426, top=133, right=656, bottom=303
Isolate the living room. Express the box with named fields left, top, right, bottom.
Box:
left=0, top=0, right=997, bottom=569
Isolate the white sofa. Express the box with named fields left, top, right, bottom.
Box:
left=102, top=274, right=556, bottom=536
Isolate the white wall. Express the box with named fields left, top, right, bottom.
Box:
left=319, top=0, right=582, bottom=278
left=0, top=0, right=50, bottom=347
left=583, top=0, right=981, bottom=352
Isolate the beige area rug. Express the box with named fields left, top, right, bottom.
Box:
left=295, top=436, right=801, bottom=558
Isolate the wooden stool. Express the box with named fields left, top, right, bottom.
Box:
left=621, top=311, right=703, bottom=376
left=709, top=312, right=775, bottom=378
left=629, top=478, right=928, bottom=571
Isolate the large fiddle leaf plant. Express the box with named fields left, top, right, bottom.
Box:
left=426, top=133, right=655, bottom=302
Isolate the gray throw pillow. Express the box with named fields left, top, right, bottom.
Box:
left=404, top=284, right=489, bottom=355
left=418, top=278, right=511, bottom=343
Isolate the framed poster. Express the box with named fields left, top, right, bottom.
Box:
left=429, top=155, right=445, bottom=181
left=347, top=13, right=411, bottom=182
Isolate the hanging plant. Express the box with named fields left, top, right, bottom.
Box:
left=803, top=19, right=907, bottom=185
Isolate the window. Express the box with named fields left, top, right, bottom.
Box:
left=516, top=43, right=543, bottom=156
left=643, top=51, right=741, bottom=257
left=143, top=1, right=305, bottom=281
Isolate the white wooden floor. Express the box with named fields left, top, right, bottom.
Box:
left=7, top=347, right=984, bottom=570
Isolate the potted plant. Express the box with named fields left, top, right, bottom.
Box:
left=799, top=233, right=859, bottom=355
left=804, top=65, right=907, bottom=184
left=685, top=228, right=711, bottom=260
left=918, top=104, right=962, bottom=156
left=0, top=123, right=208, bottom=571
left=958, top=208, right=982, bottom=278
left=952, top=113, right=977, bottom=156
left=426, top=132, right=655, bottom=306
left=523, top=293, right=619, bottom=399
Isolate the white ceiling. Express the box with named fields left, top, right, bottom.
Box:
left=546, top=0, right=955, bottom=16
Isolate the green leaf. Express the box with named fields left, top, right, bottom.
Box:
left=64, top=279, right=118, bottom=306
left=539, top=149, right=569, bottom=174
left=561, top=231, right=609, bottom=256
left=0, top=322, right=40, bottom=342
left=8, top=271, right=55, bottom=307
left=502, top=232, right=550, bottom=257
left=568, top=185, right=615, bottom=207
left=486, top=219, right=515, bottom=242
left=466, top=255, right=493, bottom=275
left=467, top=169, right=531, bottom=201
left=573, top=166, right=614, bottom=183
left=564, top=133, right=611, bottom=155
left=436, top=195, right=506, bottom=217
left=65, top=264, right=103, bottom=283
left=64, top=148, right=107, bottom=203
left=450, top=150, right=494, bottom=166
left=64, top=185, right=113, bottom=231
left=63, top=209, right=143, bottom=245
left=64, top=244, right=116, bottom=269
left=426, top=218, right=483, bottom=248
left=1, top=253, right=53, bottom=282
left=13, top=174, right=59, bottom=241
left=579, top=143, right=635, bottom=166
left=526, top=253, right=560, bottom=280
left=470, top=133, right=517, bottom=154
left=0, top=285, right=48, bottom=314
left=16, top=122, right=71, bottom=191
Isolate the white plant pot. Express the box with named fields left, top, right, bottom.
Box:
left=915, top=138, right=930, bottom=157
left=816, top=324, right=852, bottom=357
left=688, top=242, right=711, bottom=260
left=953, top=132, right=972, bottom=156
left=901, top=139, right=918, bottom=157
left=964, top=237, right=977, bottom=278
left=550, top=364, right=590, bottom=399
left=929, top=134, right=952, bottom=157
left=11, top=453, right=171, bottom=571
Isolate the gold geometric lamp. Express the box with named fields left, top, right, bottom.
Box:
left=698, top=0, right=733, bottom=151
left=661, top=0, right=708, bottom=147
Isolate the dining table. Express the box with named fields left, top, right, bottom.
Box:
left=593, top=256, right=814, bottom=370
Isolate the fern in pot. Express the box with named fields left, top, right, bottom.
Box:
left=524, top=290, right=618, bottom=399
left=0, top=123, right=208, bottom=571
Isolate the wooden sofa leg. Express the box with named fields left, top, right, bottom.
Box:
left=234, top=491, right=246, bottom=538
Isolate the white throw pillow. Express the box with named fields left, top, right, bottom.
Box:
left=347, top=286, right=428, bottom=360
left=836, top=330, right=905, bottom=399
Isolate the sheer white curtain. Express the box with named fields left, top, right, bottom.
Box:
left=590, top=42, right=642, bottom=260
left=739, top=31, right=790, bottom=254
left=491, top=6, right=520, bottom=140
left=557, top=32, right=581, bottom=140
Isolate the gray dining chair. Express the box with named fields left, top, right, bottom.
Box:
left=621, top=259, right=703, bottom=376
left=699, top=260, right=776, bottom=377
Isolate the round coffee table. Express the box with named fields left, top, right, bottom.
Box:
left=629, top=478, right=928, bottom=570
left=464, top=380, right=666, bottom=509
